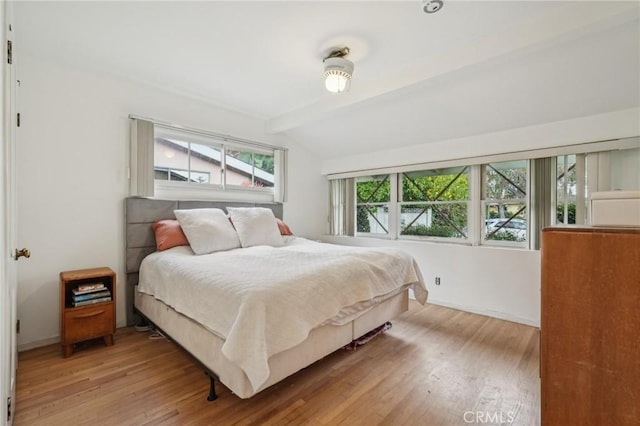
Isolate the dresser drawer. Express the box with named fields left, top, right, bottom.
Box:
left=63, top=303, right=114, bottom=344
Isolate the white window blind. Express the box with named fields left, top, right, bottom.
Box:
left=329, top=178, right=354, bottom=236
left=129, top=118, right=155, bottom=197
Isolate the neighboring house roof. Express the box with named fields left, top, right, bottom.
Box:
left=156, top=138, right=275, bottom=185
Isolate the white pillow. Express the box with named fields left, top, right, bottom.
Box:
left=227, top=207, right=284, bottom=248
left=174, top=208, right=241, bottom=255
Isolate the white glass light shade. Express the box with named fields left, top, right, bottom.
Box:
left=325, top=72, right=350, bottom=93
left=323, top=56, right=354, bottom=93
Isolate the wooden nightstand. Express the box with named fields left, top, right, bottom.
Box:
left=59, top=267, right=116, bottom=357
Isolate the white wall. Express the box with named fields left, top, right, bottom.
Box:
left=321, top=110, right=640, bottom=327
left=15, top=53, right=324, bottom=350
left=324, top=236, right=540, bottom=325
left=279, top=134, right=328, bottom=238
left=321, top=108, right=640, bottom=176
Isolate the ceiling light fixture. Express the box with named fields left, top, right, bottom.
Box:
left=323, top=47, right=353, bottom=93
left=422, top=0, right=443, bottom=14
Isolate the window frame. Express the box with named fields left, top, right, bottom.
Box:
left=131, top=117, right=287, bottom=203
left=222, top=144, right=277, bottom=190
left=397, top=166, right=471, bottom=243
left=349, top=163, right=531, bottom=247
left=481, top=160, right=530, bottom=248
left=355, top=174, right=397, bottom=238
left=327, top=137, right=638, bottom=250
left=154, top=136, right=224, bottom=187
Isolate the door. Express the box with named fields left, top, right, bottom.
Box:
left=2, top=2, right=19, bottom=424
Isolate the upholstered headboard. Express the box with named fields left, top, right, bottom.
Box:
left=124, top=197, right=283, bottom=325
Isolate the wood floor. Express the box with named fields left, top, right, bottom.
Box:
left=14, top=302, right=540, bottom=425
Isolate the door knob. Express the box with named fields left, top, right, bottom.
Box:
left=14, top=248, right=30, bottom=260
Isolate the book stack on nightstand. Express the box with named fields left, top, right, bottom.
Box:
left=59, top=267, right=116, bottom=357
left=71, top=283, right=112, bottom=307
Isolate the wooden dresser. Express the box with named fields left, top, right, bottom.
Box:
left=541, top=227, right=640, bottom=426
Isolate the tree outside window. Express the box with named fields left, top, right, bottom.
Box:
left=399, top=167, right=469, bottom=239
left=356, top=175, right=390, bottom=235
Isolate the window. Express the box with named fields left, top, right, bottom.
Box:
left=556, top=154, right=579, bottom=224
left=130, top=117, right=286, bottom=202
left=555, top=147, right=640, bottom=226
left=334, top=163, right=528, bottom=246
left=356, top=175, right=391, bottom=235
left=610, top=147, right=640, bottom=190
left=482, top=160, right=528, bottom=244
left=224, top=148, right=275, bottom=188
left=154, top=138, right=221, bottom=185
left=327, top=137, right=637, bottom=249
left=399, top=167, right=469, bottom=240
left=154, top=131, right=274, bottom=191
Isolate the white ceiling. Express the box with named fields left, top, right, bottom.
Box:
left=14, top=1, right=640, bottom=160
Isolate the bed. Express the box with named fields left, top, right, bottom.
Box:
left=125, top=197, right=428, bottom=399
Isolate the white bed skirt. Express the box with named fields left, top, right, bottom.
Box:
left=135, top=287, right=409, bottom=398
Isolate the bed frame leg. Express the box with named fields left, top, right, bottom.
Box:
left=206, top=373, right=218, bottom=401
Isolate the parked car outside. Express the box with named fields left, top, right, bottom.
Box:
left=484, top=218, right=502, bottom=233
left=488, top=218, right=527, bottom=240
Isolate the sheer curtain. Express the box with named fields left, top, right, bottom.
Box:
left=329, top=178, right=354, bottom=236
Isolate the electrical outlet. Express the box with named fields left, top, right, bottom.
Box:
left=435, top=277, right=441, bottom=285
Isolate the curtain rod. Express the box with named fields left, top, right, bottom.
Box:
left=128, top=114, right=287, bottom=152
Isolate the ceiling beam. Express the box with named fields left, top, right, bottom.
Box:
left=265, top=1, right=639, bottom=134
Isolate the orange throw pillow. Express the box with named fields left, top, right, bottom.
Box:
left=152, top=219, right=190, bottom=251
left=276, top=218, right=294, bottom=236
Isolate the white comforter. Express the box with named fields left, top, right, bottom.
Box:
left=138, top=238, right=428, bottom=393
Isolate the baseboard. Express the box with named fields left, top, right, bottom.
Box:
left=18, top=300, right=536, bottom=352
left=18, top=319, right=129, bottom=352
left=427, top=298, right=540, bottom=328
left=18, top=335, right=60, bottom=353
